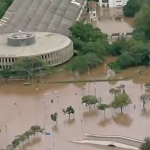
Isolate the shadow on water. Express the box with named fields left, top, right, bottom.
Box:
left=140, top=109, right=150, bottom=118
left=112, top=113, right=133, bottom=127
left=21, top=137, right=41, bottom=150
left=83, top=110, right=99, bottom=119
left=98, top=117, right=112, bottom=127
left=52, top=124, right=59, bottom=133
left=64, top=118, right=75, bottom=125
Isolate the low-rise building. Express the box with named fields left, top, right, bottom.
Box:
left=99, top=0, right=129, bottom=8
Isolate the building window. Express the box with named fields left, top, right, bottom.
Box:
left=102, top=0, right=108, bottom=3
left=102, top=4, right=105, bottom=7
left=107, top=4, right=109, bottom=7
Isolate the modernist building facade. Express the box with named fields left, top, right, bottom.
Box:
left=99, top=0, right=129, bottom=7
left=0, top=32, right=74, bottom=70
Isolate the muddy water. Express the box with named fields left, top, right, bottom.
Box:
left=0, top=58, right=150, bottom=150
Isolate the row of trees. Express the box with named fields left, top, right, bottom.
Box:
left=6, top=125, right=44, bottom=149
left=82, top=84, right=150, bottom=116
left=0, top=57, right=50, bottom=84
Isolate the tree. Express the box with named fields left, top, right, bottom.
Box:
left=15, top=134, right=28, bottom=144
left=111, top=93, right=132, bottom=113
left=12, top=57, right=49, bottom=82
left=97, top=104, right=109, bottom=117
left=140, top=93, right=150, bottom=109
left=51, top=113, right=58, bottom=124
left=123, top=0, right=140, bottom=17
left=0, top=69, right=11, bottom=84
left=116, top=51, right=135, bottom=69
left=66, top=57, right=88, bottom=74
left=109, top=88, right=121, bottom=96
left=82, top=95, right=99, bottom=109
left=84, top=53, right=102, bottom=68
left=140, top=137, right=150, bottom=150
left=134, top=4, right=150, bottom=40
left=64, top=106, right=75, bottom=118
left=30, top=125, right=43, bottom=134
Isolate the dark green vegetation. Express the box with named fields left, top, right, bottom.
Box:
left=140, top=137, right=150, bottom=150
left=108, top=3, right=150, bottom=72
left=66, top=0, right=150, bottom=74
left=0, top=0, right=13, bottom=19
left=123, top=0, right=150, bottom=17
left=67, top=21, right=108, bottom=74
left=0, top=57, right=50, bottom=84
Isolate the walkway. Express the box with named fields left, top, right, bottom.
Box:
left=85, top=133, right=143, bottom=148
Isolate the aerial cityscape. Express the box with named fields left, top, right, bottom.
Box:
left=0, top=0, right=150, bottom=150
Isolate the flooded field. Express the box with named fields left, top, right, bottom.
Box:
left=0, top=56, right=150, bottom=150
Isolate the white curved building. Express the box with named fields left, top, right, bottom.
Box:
left=0, top=32, right=74, bottom=70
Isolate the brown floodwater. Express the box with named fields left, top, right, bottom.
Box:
left=0, top=57, right=150, bottom=150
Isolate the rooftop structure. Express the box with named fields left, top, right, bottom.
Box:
left=0, top=32, right=74, bottom=70
left=0, top=0, right=87, bottom=36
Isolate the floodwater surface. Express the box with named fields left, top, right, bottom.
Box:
left=0, top=58, right=150, bottom=150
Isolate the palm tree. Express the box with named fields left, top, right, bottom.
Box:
left=140, top=137, right=150, bottom=150
left=97, top=104, right=109, bottom=117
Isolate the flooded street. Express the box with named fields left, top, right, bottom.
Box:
left=0, top=56, right=150, bottom=150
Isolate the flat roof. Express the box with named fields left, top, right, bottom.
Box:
left=0, top=32, right=71, bottom=57
left=0, top=0, right=86, bottom=36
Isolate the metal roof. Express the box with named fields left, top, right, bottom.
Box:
left=0, top=0, right=86, bottom=36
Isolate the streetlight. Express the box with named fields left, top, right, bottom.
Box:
left=36, top=87, right=39, bottom=125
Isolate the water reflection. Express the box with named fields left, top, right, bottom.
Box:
left=64, top=118, right=75, bottom=125
left=98, top=117, right=112, bottom=127
left=83, top=110, right=99, bottom=119
left=140, top=109, right=150, bottom=118
left=112, top=113, right=133, bottom=127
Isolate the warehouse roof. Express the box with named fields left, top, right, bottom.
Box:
left=0, top=0, right=86, bottom=36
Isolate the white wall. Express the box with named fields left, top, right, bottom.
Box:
left=99, top=0, right=129, bottom=7
left=89, top=8, right=97, bottom=21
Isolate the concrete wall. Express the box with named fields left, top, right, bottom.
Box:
left=0, top=41, right=74, bottom=70
left=99, top=0, right=129, bottom=7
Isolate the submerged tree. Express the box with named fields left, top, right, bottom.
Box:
left=12, top=57, right=49, bottom=82
left=82, top=95, right=99, bottom=109
left=111, top=93, right=132, bottom=113
left=97, top=104, right=109, bottom=117
left=51, top=112, right=58, bottom=124
left=62, top=106, right=75, bottom=118
left=140, top=93, right=150, bottom=109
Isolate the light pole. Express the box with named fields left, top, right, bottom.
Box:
left=36, top=87, right=39, bottom=125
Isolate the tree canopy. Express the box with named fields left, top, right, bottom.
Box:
left=111, top=93, right=132, bottom=113
left=0, top=0, right=14, bottom=19
left=66, top=21, right=109, bottom=74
